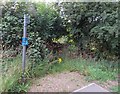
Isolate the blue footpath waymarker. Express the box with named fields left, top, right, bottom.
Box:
left=22, top=37, right=28, bottom=46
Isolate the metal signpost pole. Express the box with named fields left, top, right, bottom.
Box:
left=22, top=0, right=29, bottom=83
left=22, top=14, right=27, bottom=83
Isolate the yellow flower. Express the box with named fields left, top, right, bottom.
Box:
left=91, top=47, right=96, bottom=51
left=58, top=58, right=62, bottom=63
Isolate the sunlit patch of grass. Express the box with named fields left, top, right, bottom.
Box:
left=87, top=66, right=117, bottom=81
left=47, top=57, right=118, bottom=82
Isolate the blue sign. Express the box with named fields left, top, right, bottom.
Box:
left=22, top=37, right=28, bottom=46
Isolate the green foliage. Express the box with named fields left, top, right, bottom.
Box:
left=2, top=2, right=119, bottom=60
left=110, top=85, right=119, bottom=92
left=58, top=2, right=119, bottom=58
left=90, top=2, right=119, bottom=57
left=1, top=2, right=67, bottom=62
left=28, top=37, right=48, bottom=65
left=28, top=3, right=67, bottom=42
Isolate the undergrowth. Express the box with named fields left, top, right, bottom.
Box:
left=47, top=57, right=118, bottom=82
left=1, top=55, right=118, bottom=93
left=1, top=55, right=31, bottom=93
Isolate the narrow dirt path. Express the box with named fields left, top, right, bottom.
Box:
left=29, top=71, right=118, bottom=92
left=29, top=71, right=90, bottom=92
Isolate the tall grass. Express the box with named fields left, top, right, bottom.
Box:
left=1, top=54, right=118, bottom=92
left=110, top=85, right=119, bottom=92
left=47, top=57, right=118, bottom=82
left=0, top=55, right=30, bottom=93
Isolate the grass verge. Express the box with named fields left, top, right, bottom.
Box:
left=47, top=57, right=118, bottom=82
left=1, top=55, right=31, bottom=93
left=1, top=55, right=118, bottom=92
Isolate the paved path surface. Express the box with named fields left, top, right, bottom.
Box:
left=73, top=83, right=109, bottom=92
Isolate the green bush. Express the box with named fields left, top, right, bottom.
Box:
left=28, top=37, right=48, bottom=67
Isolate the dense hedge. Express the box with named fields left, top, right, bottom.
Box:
left=1, top=2, right=119, bottom=61
left=58, top=2, right=119, bottom=60
left=1, top=2, right=67, bottom=61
